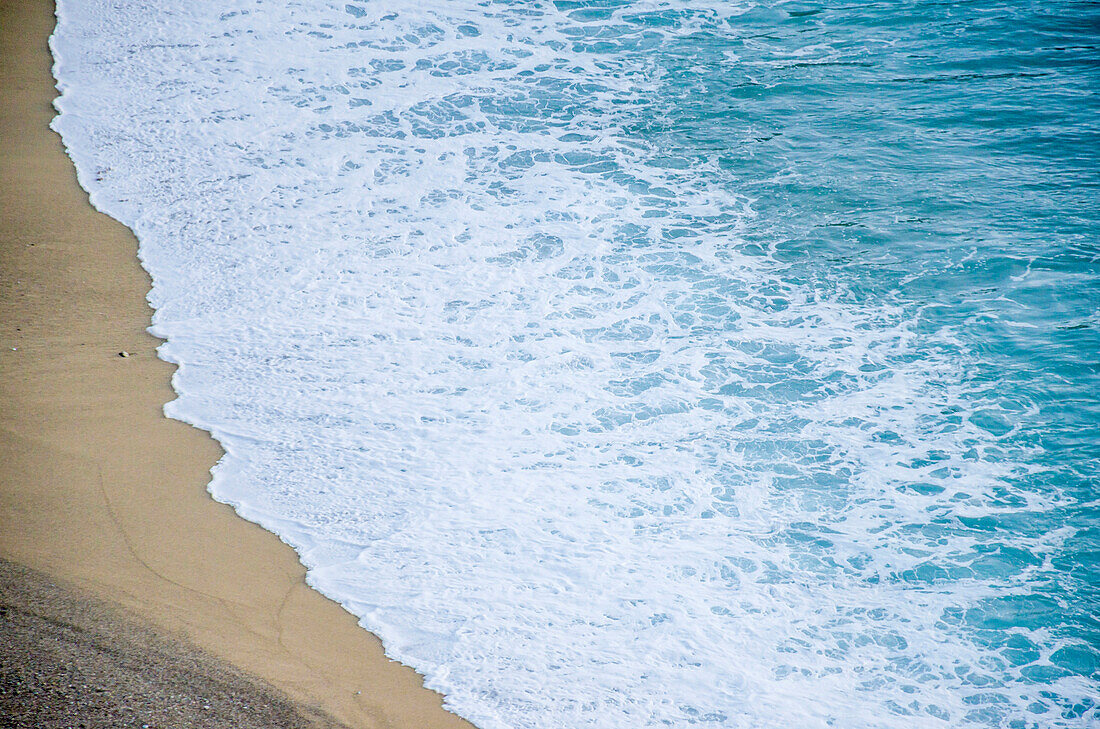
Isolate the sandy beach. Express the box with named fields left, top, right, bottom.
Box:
left=0, top=1, right=475, bottom=727
left=0, top=558, right=345, bottom=728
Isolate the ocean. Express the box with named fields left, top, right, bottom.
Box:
left=50, top=0, right=1098, bottom=726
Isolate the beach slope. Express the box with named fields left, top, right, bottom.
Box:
left=0, top=1, right=475, bottom=727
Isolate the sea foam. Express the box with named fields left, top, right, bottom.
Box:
left=51, top=1, right=1099, bottom=727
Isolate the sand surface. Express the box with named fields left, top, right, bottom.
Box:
left=0, top=1, right=475, bottom=727
left=0, top=558, right=344, bottom=729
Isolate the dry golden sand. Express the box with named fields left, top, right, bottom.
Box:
left=0, top=1, right=476, bottom=727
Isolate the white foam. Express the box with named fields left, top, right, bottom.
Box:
left=50, top=1, right=1094, bottom=727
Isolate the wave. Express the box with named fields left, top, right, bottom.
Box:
left=51, top=0, right=1099, bottom=726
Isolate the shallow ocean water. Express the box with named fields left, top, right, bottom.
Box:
left=52, top=1, right=1098, bottom=727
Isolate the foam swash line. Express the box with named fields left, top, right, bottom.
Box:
left=51, top=1, right=1100, bottom=727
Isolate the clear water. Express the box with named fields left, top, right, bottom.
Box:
left=51, top=1, right=1099, bottom=727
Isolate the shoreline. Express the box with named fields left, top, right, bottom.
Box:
left=0, top=2, right=474, bottom=728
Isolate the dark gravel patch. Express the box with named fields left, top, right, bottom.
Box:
left=0, top=559, right=346, bottom=729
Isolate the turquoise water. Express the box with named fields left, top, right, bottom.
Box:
left=620, top=2, right=1100, bottom=722
left=674, top=1, right=1100, bottom=721
left=53, top=0, right=1098, bottom=726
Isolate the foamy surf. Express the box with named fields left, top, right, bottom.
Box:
left=51, top=0, right=1099, bottom=727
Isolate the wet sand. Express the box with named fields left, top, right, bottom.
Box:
left=0, top=1, right=476, bottom=727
